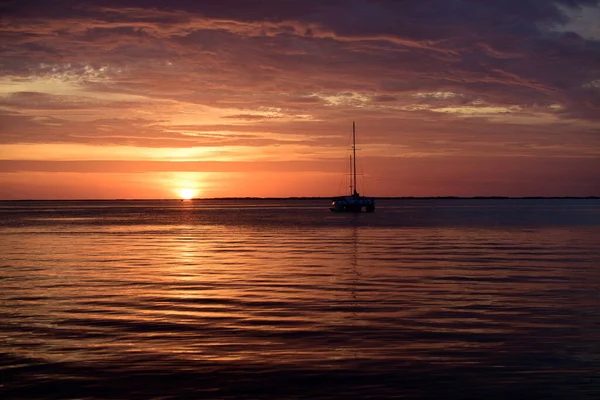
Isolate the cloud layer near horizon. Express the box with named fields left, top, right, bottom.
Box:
left=1, top=0, right=599, bottom=198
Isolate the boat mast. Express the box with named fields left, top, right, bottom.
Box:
left=349, top=155, right=353, bottom=195
left=353, top=121, right=357, bottom=196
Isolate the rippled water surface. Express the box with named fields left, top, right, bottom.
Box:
left=1, top=199, right=599, bottom=399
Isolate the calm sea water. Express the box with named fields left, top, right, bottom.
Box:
left=1, top=199, right=599, bottom=399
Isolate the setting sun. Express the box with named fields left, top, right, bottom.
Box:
left=178, top=188, right=196, bottom=200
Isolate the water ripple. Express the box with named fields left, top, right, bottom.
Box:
left=1, top=199, right=599, bottom=399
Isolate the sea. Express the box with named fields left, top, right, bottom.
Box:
left=1, top=198, right=599, bottom=399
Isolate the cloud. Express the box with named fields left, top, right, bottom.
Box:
left=222, top=114, right=283, bottom=121
left=1, top=0, right=599, bottom=197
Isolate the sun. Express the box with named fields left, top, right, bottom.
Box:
left=178, top=188, right=196, bottom=200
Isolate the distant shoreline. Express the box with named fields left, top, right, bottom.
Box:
left=3, top=196, right=599, bottom=201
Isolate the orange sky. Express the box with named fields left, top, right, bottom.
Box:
left=1, top=1, right=599, bottom=199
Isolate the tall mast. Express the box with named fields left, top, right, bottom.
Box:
left=349, top=155, right=353, bottom=195
left=353, top=121, right=357, bottom=196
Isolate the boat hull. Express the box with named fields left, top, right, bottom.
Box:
left=330, top=196, right=375, bottom=213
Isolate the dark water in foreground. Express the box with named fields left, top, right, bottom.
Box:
left=1, top=199, right=599, bottom=399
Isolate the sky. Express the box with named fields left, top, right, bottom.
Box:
left=1, top=0, right=599, bottom=199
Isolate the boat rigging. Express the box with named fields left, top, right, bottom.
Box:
left=330, top=122, right=375, bottom=212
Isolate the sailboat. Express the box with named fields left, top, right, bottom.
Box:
left=330, top=122, right=376, bottom=212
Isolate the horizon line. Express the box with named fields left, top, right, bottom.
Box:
left=2, top=196, right=599, bottom=201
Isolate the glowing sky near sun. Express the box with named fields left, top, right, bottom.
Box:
left=1, top=0, right=599, bottom=199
